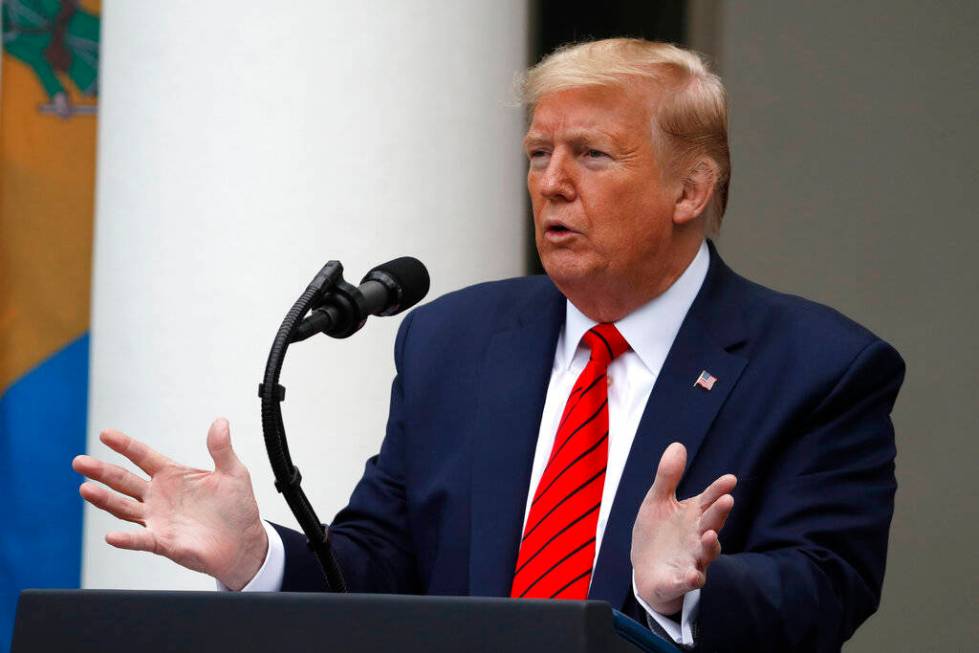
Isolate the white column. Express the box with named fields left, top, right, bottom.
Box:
left=85, top=1, right=529, bottom=590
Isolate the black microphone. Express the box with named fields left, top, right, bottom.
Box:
left=359, top=256, right=431, bottom=316
left=291, top=257, right=430, bottom=342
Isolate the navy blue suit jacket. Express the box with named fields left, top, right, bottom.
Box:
left=274, top=244, right=904, bottom=653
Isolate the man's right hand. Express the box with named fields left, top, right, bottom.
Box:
left=72, top=418, right=269, bottom=591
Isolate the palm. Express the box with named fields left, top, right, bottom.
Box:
left=142, top=463, right=255, bottom=574
left=631, top=443, right=736, bottom=614
left=73, top=419, right=268, bottom=590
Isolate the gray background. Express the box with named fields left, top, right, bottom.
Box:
left=694, top=1, right=977, bottom=650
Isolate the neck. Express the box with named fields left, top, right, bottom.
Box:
left=562, top=237, right=704, bottom=323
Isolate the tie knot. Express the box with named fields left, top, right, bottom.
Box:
left=582, top=323, right=629, bottom=367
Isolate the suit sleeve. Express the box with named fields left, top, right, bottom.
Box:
left=695, top=338, right=905, bottom=653
left=275, top=311, right=421, bottom=593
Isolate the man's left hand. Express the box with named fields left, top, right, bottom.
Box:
left=631, top=442, right=737, bottom=615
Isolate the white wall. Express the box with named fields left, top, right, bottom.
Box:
left=84, top=0, right=529, bottom=590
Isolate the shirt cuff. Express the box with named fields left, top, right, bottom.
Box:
left=215, top=520, right=285, bottom=592
left=631, top=570, right=700, bottom=646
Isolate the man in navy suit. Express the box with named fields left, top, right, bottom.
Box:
left=74, top=39, right=903, bottom=652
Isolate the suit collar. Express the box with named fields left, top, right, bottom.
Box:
left=686, top=239, right=749, bottom=351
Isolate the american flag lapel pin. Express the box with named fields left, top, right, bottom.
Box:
left=694, top=370, right=717, bottom=391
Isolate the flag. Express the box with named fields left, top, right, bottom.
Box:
left=694, top=370, right=717, bottom=391
left=0, top=2, right=101, bottom=650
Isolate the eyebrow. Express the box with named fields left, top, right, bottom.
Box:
left=523, top=128, right=620, bottom=150
left=522, top=132, right=550, bottom=149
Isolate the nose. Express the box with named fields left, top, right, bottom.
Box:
left=537, top=150, right=576, bottom=202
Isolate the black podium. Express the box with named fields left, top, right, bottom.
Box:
left=12, top=590, right=679, bottom=653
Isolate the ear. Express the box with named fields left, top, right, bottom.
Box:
left=673, top=159, right=717, bottom=226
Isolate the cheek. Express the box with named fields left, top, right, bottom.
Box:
left=583, top=182, right=642, bottom=233
left=594, top=192, right=669, bottom=255
left=581, top=180, right=619, bottom=213
left=527, top=175, right=544, bottom=214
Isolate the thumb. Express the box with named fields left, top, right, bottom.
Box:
left=207, top=418, right=241, bottom=473
left=649, top=442, right=687, bottom=502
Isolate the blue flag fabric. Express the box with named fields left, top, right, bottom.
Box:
left=0, top=335, right=90, bottom=652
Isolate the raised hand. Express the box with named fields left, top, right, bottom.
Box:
left=631, top=442, right=736, bottom=615
left=72, top=418, right=269, bottom=590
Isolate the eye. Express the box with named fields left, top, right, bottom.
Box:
left=585, top=149, right=609, bottom=159
left=527, top=149, right=551, bottom=168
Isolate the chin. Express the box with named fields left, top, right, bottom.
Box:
left=540, top=255, right=597, bottom=293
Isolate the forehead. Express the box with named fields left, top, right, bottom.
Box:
left=525, top=84, right=658, bottom=139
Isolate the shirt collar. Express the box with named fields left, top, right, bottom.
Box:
left=557, top=240, right=710, bottom=372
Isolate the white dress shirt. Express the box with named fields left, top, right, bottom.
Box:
left=231, top=241, right=711, bottom=646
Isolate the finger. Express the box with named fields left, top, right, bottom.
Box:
left=697, top=473, right=737, bottom=510
left=206, top=418, right=242, bottom=474
left=685, top=568, right=706, bottom=590
left=100, top=429, right=173, bottom=476
left=648, top=442, right=687, bottom=502
left=80, top=481, right=146, bottom=525
left=700, top=494, right=735, bottom=535
left=698, top=530, right=722, bottom=568
left=73, top=455, right=148, bottom=501
left=106, top=530, right=159, bottom=554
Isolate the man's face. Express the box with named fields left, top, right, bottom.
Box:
left=525, top=84, right=680, bottom=305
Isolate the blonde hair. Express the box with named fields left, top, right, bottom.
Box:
left=521, top=38, right=730, bottom=235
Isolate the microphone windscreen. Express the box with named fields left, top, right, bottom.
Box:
left=363, top=256, right=430, bottom=314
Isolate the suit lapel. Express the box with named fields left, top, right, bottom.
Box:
left=468, top=283, right=565, bottom=596
left=589, top=245, right=750, bottom=608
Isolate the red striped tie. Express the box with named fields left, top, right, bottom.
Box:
left=511, top=323, right=630, bottom=600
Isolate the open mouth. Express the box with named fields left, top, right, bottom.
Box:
left=541, top=218, right=578, bottom=240
left=544, top=219, right=577, bottom=235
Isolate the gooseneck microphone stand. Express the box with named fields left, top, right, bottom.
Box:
left=259, top=255, right=429, bottom=593
left=258, top=261, right=353, bottom=593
